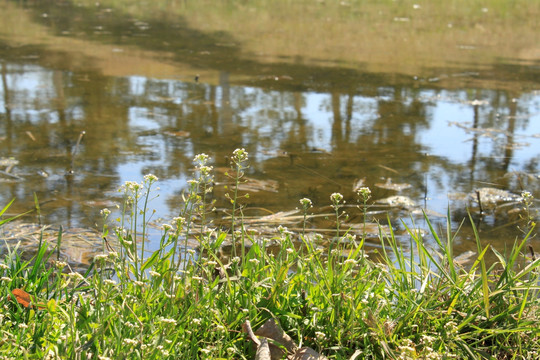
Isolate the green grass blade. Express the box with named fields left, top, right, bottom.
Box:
left=468, top=212, right=490, bottom=318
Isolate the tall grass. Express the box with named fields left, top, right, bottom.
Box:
left=0, top=151, right=539, bottom=359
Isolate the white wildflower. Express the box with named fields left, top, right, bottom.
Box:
left=123, top=338, right=138, bottom=346
left=330, top=192, right=344, bottom=204
left=299, top=198, right=313, bottom=209
left=194, top=153, right=210, bottom=165
left=357, top=187, right=372, bottom=201
left=159, top=318, right=177, bottom=326
left=232, top=148, right=249, bottom=162
left=144, top=174, right=158, bottom=183
left=54, top=261, right=68, bottom=269
left=93, top=254, right=108, bottom=261
left=68, top=272, right=84, bottom=281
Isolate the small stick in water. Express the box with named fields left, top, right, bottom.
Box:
left=476, top=190, right=484, bottom=215
left=72, top=131, right=86, bottom=156
left=69, top=131, right=86, bottom=173
left=528, top=244, right=536, bottom=261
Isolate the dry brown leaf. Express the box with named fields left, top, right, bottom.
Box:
left=255, top=318, right=297, bottom=354
left=246, top=318, right=329, bottom=360
left=255, top=338, right=272, bottom=360
left=290, top=347, right=329, bottom=360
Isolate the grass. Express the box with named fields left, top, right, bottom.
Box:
left=0, top=150, right=539, bottom=359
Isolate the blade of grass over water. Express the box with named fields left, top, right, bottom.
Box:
left=469, top=212, right=491, bottom=319
left=0, top=151, right=539, bottom=359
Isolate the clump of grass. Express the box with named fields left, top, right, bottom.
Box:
left=0, top=151, right=539, bottom=359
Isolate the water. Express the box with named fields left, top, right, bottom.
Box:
left=1, top=0, right=539, bottom=261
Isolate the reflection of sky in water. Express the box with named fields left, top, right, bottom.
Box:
left=421, top=101, right=477, bottom=162
left=304, top=93, right=332, bottom=151
left=2, top=65, right=57, bottom=122
left=240, top=91, right=379, bottom=154
left=420, top=93, right=540, bottom=169
left=128, top=107, right=161, bottom=131
left=128, top=76, right=147, bottom=96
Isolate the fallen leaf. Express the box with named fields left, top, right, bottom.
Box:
left=255, top=338, right=272, bottom=360
left=255, top=319, right=297, bottom=353
left=291, top=347, right=329, bottom=360
left=376, top=195, right=416, bottom=209
left=10, top=288, right=32, bottom=308
left=375, top=178, right=411, bottom=191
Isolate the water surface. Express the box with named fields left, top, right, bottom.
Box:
left=1, top=0, right=539, bottom=261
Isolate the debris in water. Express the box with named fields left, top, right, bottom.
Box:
left=25, top=131, right=36, bottom=141
left=0, top=221, right=104, bottom=270
left=375, top=178, right=412, bottom=191
left=164, top=130, right=191, bottom=137
left=236, top=177, right=279, bottom=193
left=469, top=187, right=521, bottom=205
left=453, top=250, right=476, bottom=267
left=352, top=178, right=366, bottom=192
left=376, top=195, right=416, bottom=209
left=377, top=164, right=399, bottom=174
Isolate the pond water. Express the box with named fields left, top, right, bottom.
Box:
left=0, top=0, right=539, bottom=262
